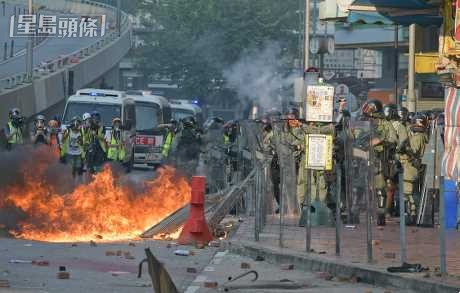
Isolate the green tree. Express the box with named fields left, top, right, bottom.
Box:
left=137, top=0, right=301, bottom=102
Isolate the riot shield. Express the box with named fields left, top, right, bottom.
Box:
left=346, top=120, right=373, bottom=224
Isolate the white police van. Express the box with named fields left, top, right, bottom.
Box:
left=125, top=91, right=172, bottom=167
left=62, top=88, right=136, bottom=168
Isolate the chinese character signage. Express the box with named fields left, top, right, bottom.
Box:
left=456, top=0, right=460, bottom=42
left=305, top=85, right=335, bottom=122
left=305, top=134, right=333, bottom=171
left=9, top=14, right=106, bottom=38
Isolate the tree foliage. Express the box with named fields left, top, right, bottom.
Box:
left=136, top=0, right=301, bottom=101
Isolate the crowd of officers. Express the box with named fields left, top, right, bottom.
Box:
left=3, top=108, right=128, bottom=178
left=256, top=99, right=440, bottom=227
left=3, top=100, right=440, bottom=226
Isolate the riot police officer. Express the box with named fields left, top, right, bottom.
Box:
left=400, top=113, right=429, bottom=225
left=30, top=114, right=51, bottom=145
left=362, top=100, right=397, bottom=226
left=4, top=108, right=25, bottom=150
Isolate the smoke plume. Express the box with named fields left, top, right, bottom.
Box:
left=223, top=43, right=297, bottom=112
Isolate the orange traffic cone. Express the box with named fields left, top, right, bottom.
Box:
left=178, top=176, right=213, bottom=245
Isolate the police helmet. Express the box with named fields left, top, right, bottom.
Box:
left=82, top=112, right=91, bottom=121
left=408, top=112, right=415, bottom=121
left=91, top=111, right=101, bottom=122
left=9, top=108, right=21, bottom=119
left=112, top=117, right=122, bottom=125
left=361, top=100, right=383, bottom=117
left=383, top=104, right=397, bottom=120
left=287, top=108, right=300, bottom=119
left=71, top=116, right=82, bottom=128
left=397, top=106, right=409, bottom=121
left=182, top=116, right=196, bottom=128
left=35, top=114, right=46, bottom=122
left=411, top=113, right=427, bottom=133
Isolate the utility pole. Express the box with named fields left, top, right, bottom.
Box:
left=116, top=0, right=121, bottom=37
left=394, top=25, right=399, bottom=105
left=407, top=24, right=416, bottom=112
left=26, top=0, right=33, bottom=82
left=304, top=0, right=310, bottom=73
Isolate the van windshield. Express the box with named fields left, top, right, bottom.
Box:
left=171, top=109, right=194, bottom=121
left=135, top=102, right=161, bottom=131
left=64, top=102, right=121, bottom=127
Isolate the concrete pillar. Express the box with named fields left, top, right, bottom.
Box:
left=407, top=24, right=416, bottom=113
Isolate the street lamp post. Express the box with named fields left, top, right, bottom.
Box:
left=26, top=0, right=33, bottom=82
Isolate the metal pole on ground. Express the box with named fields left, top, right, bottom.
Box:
left=399, top=167, right=406, bottom=264
left=305, top=168, right=312, bottom=253
left=3, top=42, right=6, bottom=60
left=439, top=175, right=447, bottom=275
left=336, top=166, right=342, bottom=256
left=10, top=40, right=14, bottom=58
left=116, top=0, right=121, bottom=37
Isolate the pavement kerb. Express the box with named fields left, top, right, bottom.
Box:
left=227, top=240, right=460, bottom=293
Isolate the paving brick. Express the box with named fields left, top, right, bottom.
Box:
left=280, top=264, right=294, bottom=270
left=204, top=281, right=218, bottom=288
left=57, top=272, right=70, bottom=279
left=186, top=267, right=197, bottom=273
left=240, top=262, right=251, bottom=269
left=383, top=252, right=396, bottom=259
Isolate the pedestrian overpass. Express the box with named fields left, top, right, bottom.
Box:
left=0, top=0, right=132, bottom=126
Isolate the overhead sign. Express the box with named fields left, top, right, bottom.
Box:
left=323, top=71, right=335, bottom=81
left=335, top=83, right=349, bottom=96
left=355, top=49, right=383, bottom=79
left=305, top=85, right=335, bottom=122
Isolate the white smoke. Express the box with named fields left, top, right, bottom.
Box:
left=223, top=43, right=297, bottom=112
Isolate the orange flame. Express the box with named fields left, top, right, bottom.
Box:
left=1, top=161, right=190, bottom=242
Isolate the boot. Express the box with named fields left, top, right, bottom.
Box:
left=377, top=213, right=386, bottom=226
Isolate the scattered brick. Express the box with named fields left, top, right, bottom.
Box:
left=350, top=276, right=361, bottom=283
left=317, top=272, right=332, bottom=280
left=318, top=251, right=327, bottom=255
left=255, top=256, right=265, bottom=261
left=123, top=252, right=135, bottom=260
left=89, top=241, right=97, bottom=247
left=32, top=260, right=49, bottom=266
left=204, top=281, right=218, bottom=288
left=372, top=240, right=380, bottom=246
left=71, top=243, right=77, bottom=247
left=377, top=226, right=384, bottom=231
left=195, top=243, right=205, bottom=249
left=423, top=273, right=431, bottom=278
left=383, top=252, right=396, bottom=259
left=57, top=272, right=70, bottom=279
left=240, top=262, right=251, bottom=269
left=209, top=241, right=221, bottom=247
left=128, top=242, right=136, bottom=247
left=0, top=280, right=9, bottom=288
left=186, top=267, right=197, bottom=273
left=383, top=291, right=391, bottom=293
left=166, top=243, right=172, bottom=248
left=105, top=251, right=116, bottom=256
left=116, top=250, right=122, bottom=256
left=365, top=290, right=373, bottom=293
left=280, top=264, right=294, bottom=270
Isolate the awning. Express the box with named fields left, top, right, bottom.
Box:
left=347, top=0, right=442, bottom=26
left=351, top=0, right=433, bottom=9
left=347, top=11, right=442, bottom=26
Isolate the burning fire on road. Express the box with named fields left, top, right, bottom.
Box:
left=0, top=147, right=191, bottom=242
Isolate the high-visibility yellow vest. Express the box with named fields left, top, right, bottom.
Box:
left=224, top=134, right=230, bottom=145
left=7, top=121, right=24, bottom=145
left=162, top=131, right=174, bottom=158
left=107, top=130, right=125, bottom=161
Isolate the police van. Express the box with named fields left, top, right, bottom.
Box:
left=169, top=100, right=203, bottom=126
left=126, top=91, right=172, bottom=167
left=62, top=88, right=137, bottom=168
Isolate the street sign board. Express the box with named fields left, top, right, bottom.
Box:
left=305, top=134, right=334, bottom=171
left=335, top=83, right=349, bottom=96
left=305, top=85, right=335, bottom=122
left=323, top=71, right=335, bottom=81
